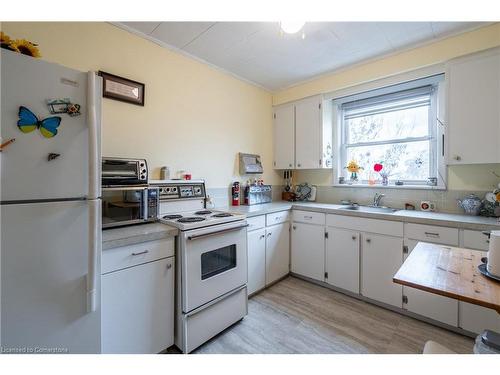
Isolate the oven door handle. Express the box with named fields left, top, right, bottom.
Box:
left=187, top=223, right=249, bottom=241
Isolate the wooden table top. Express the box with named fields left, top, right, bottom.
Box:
left=393, top=242, right=500, bottom=313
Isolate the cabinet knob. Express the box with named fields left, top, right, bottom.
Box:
left=352, top=236, right=357, bottom=240
left=292, top=225, right=296, bottom=230
left=289, top=163, right=292, bottom=167
left=260, top=234, right=265, bottom=239
left=267, top=233, right=272, bottom=237
left=166, top=263, right=172, bottom=270
left=366, top=238, right=371, bottom=243
left=453, top=155, right=462, bottom=161
left=297, top=163, right=301, bottom=167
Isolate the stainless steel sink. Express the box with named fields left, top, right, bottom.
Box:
left=339, top=205, right=397, bottom=214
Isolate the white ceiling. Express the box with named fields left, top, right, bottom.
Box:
left=116, top=22, right=489, bottom=91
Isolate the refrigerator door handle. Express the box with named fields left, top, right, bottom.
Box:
left=87, top=199, right=101, bottom=313
left=87, top=71, right=100, bottom=200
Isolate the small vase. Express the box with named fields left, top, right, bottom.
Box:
left=381, top=174, right=388, bottom=186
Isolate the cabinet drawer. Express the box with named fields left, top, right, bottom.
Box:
left=292, top=210, right=325, bottom=225
left=462, top=229, right=489, bottom=251
left=405, top=223, right=458, bottom=245
left=266, top=210, right=290, bottom=226
left=247, top=215, right=266, bottom=232
left=102, top=238, right=175, bottom=274
left=326, top=214, right=403, bottom=237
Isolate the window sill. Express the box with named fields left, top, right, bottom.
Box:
left=332, top=183, right=447, bottom=191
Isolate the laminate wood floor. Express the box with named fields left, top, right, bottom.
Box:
left=194, top=276, right=474, bottom=354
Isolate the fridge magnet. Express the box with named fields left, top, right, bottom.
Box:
left=0, top=138, right=16, bottom=152
left=17, top=106, right=61, bottom=138
left=47, top=99, right=82, bottom=117
left=47, top=98, right=71, bottom=114
left=66, top=103, right=81, bottom=117
left=1, top=32, right=41, bottom=58
left=47, top=153, right=61, bottom=161
left=98, top=71, right=145, bottom=106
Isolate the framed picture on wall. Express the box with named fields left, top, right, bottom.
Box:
left=98, top=71, right=145, bottom=106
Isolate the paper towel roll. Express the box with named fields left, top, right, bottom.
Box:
left=487, top=230, right=500, bottom=277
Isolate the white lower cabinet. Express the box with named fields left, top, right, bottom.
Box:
left=266, top=223, right=290, bottom=285
left=403, top=238, right=458, bottom=327
left=325, top=227, right=360, bottom=294
left=459, top=302, right=500, bottom=334
left=458, top=230, right=500, bottom=333
left=102, top=240, right=175, bottom=354
left=291, top=222, right=325, bottom=281
left=361, top=233, right=403, bottom=308
left=247, top=228, right=266, bottom=295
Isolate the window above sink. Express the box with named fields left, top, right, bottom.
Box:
left=332, top=74, right=447, bottom=190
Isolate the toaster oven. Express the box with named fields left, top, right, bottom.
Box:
left=102, top=157, right=148, bottom=187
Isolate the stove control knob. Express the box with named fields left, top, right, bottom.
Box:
left=166, top=187, right=171, bottom=193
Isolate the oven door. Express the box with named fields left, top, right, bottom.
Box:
left=181, top=221, right=248, bottom=313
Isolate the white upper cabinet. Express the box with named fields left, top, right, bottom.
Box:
left=273, top=104, right=295, bottom=169
left=447, top=47, right=500, bottom=164
left=273, top=96, right=332, bottom=170
left=295, top=96, right=321, bottom=169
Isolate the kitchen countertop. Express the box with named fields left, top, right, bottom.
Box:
left=102, top=222, right=178, bottom=250
left=224, top=201, right=500, bottom=231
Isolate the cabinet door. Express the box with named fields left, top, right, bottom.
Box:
left=325, top=227, right=360, bottom=294
left=459, top=301, right=500, bottom=334
left=273, top=104, right=295, bottom=169
left=459, top=230, right=500, bottom=333
left=447, top=49, right=500, bottom=164
left=266, top=223, right=290, bottom=285
left=295, top=96, right=321, bottom=169
left=291, top=222, right=325, bottom=281
left=361, top=233, right=403, bottom=308
left=247, top=228, right=266, bottom=295
left=102, top=257, right=175, bottom=354
left=402, top=239, right=458, bottom=326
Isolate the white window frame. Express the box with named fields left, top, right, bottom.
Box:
left=332, top=74, right=446, bottom=189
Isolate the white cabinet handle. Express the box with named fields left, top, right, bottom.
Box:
left=131, top=250, right=149, bottom=256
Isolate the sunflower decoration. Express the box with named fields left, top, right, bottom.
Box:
left=345, top=159, right=364, bottom=183
left=0, top=31, right=11, bottom=49
left=1, top=32, right=41, bottom=58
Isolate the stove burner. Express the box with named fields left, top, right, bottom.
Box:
left=212, top=213, right=233, bottom=218
left=178, top=217, right=206, bottom=223
left=195, top=210, right=213, bottom=215
left=163, top=214, right=183, bottom=220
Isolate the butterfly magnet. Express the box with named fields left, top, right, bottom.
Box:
left=17, top=106, right=61, bottom=138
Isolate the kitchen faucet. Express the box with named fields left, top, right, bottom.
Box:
left=372, top=193, right=385, bottom=207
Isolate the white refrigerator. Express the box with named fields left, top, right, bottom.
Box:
left=0, top=50, right=102, bottom=353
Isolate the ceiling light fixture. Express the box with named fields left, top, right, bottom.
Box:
left=279, top=21, right=306, bottom=34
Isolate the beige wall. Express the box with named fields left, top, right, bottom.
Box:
left=3, top=22, right=500, bottom=193
left=1, top=22, right=280, bottom=188
left=273, top=23, right=500, bottom=191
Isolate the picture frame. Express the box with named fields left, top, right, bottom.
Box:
left=98, top=71, right=145, bottom=106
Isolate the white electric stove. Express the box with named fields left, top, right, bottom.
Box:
left=159, top=209, right=246, bottom=231
left=150, top=179, right=248, bottom=353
